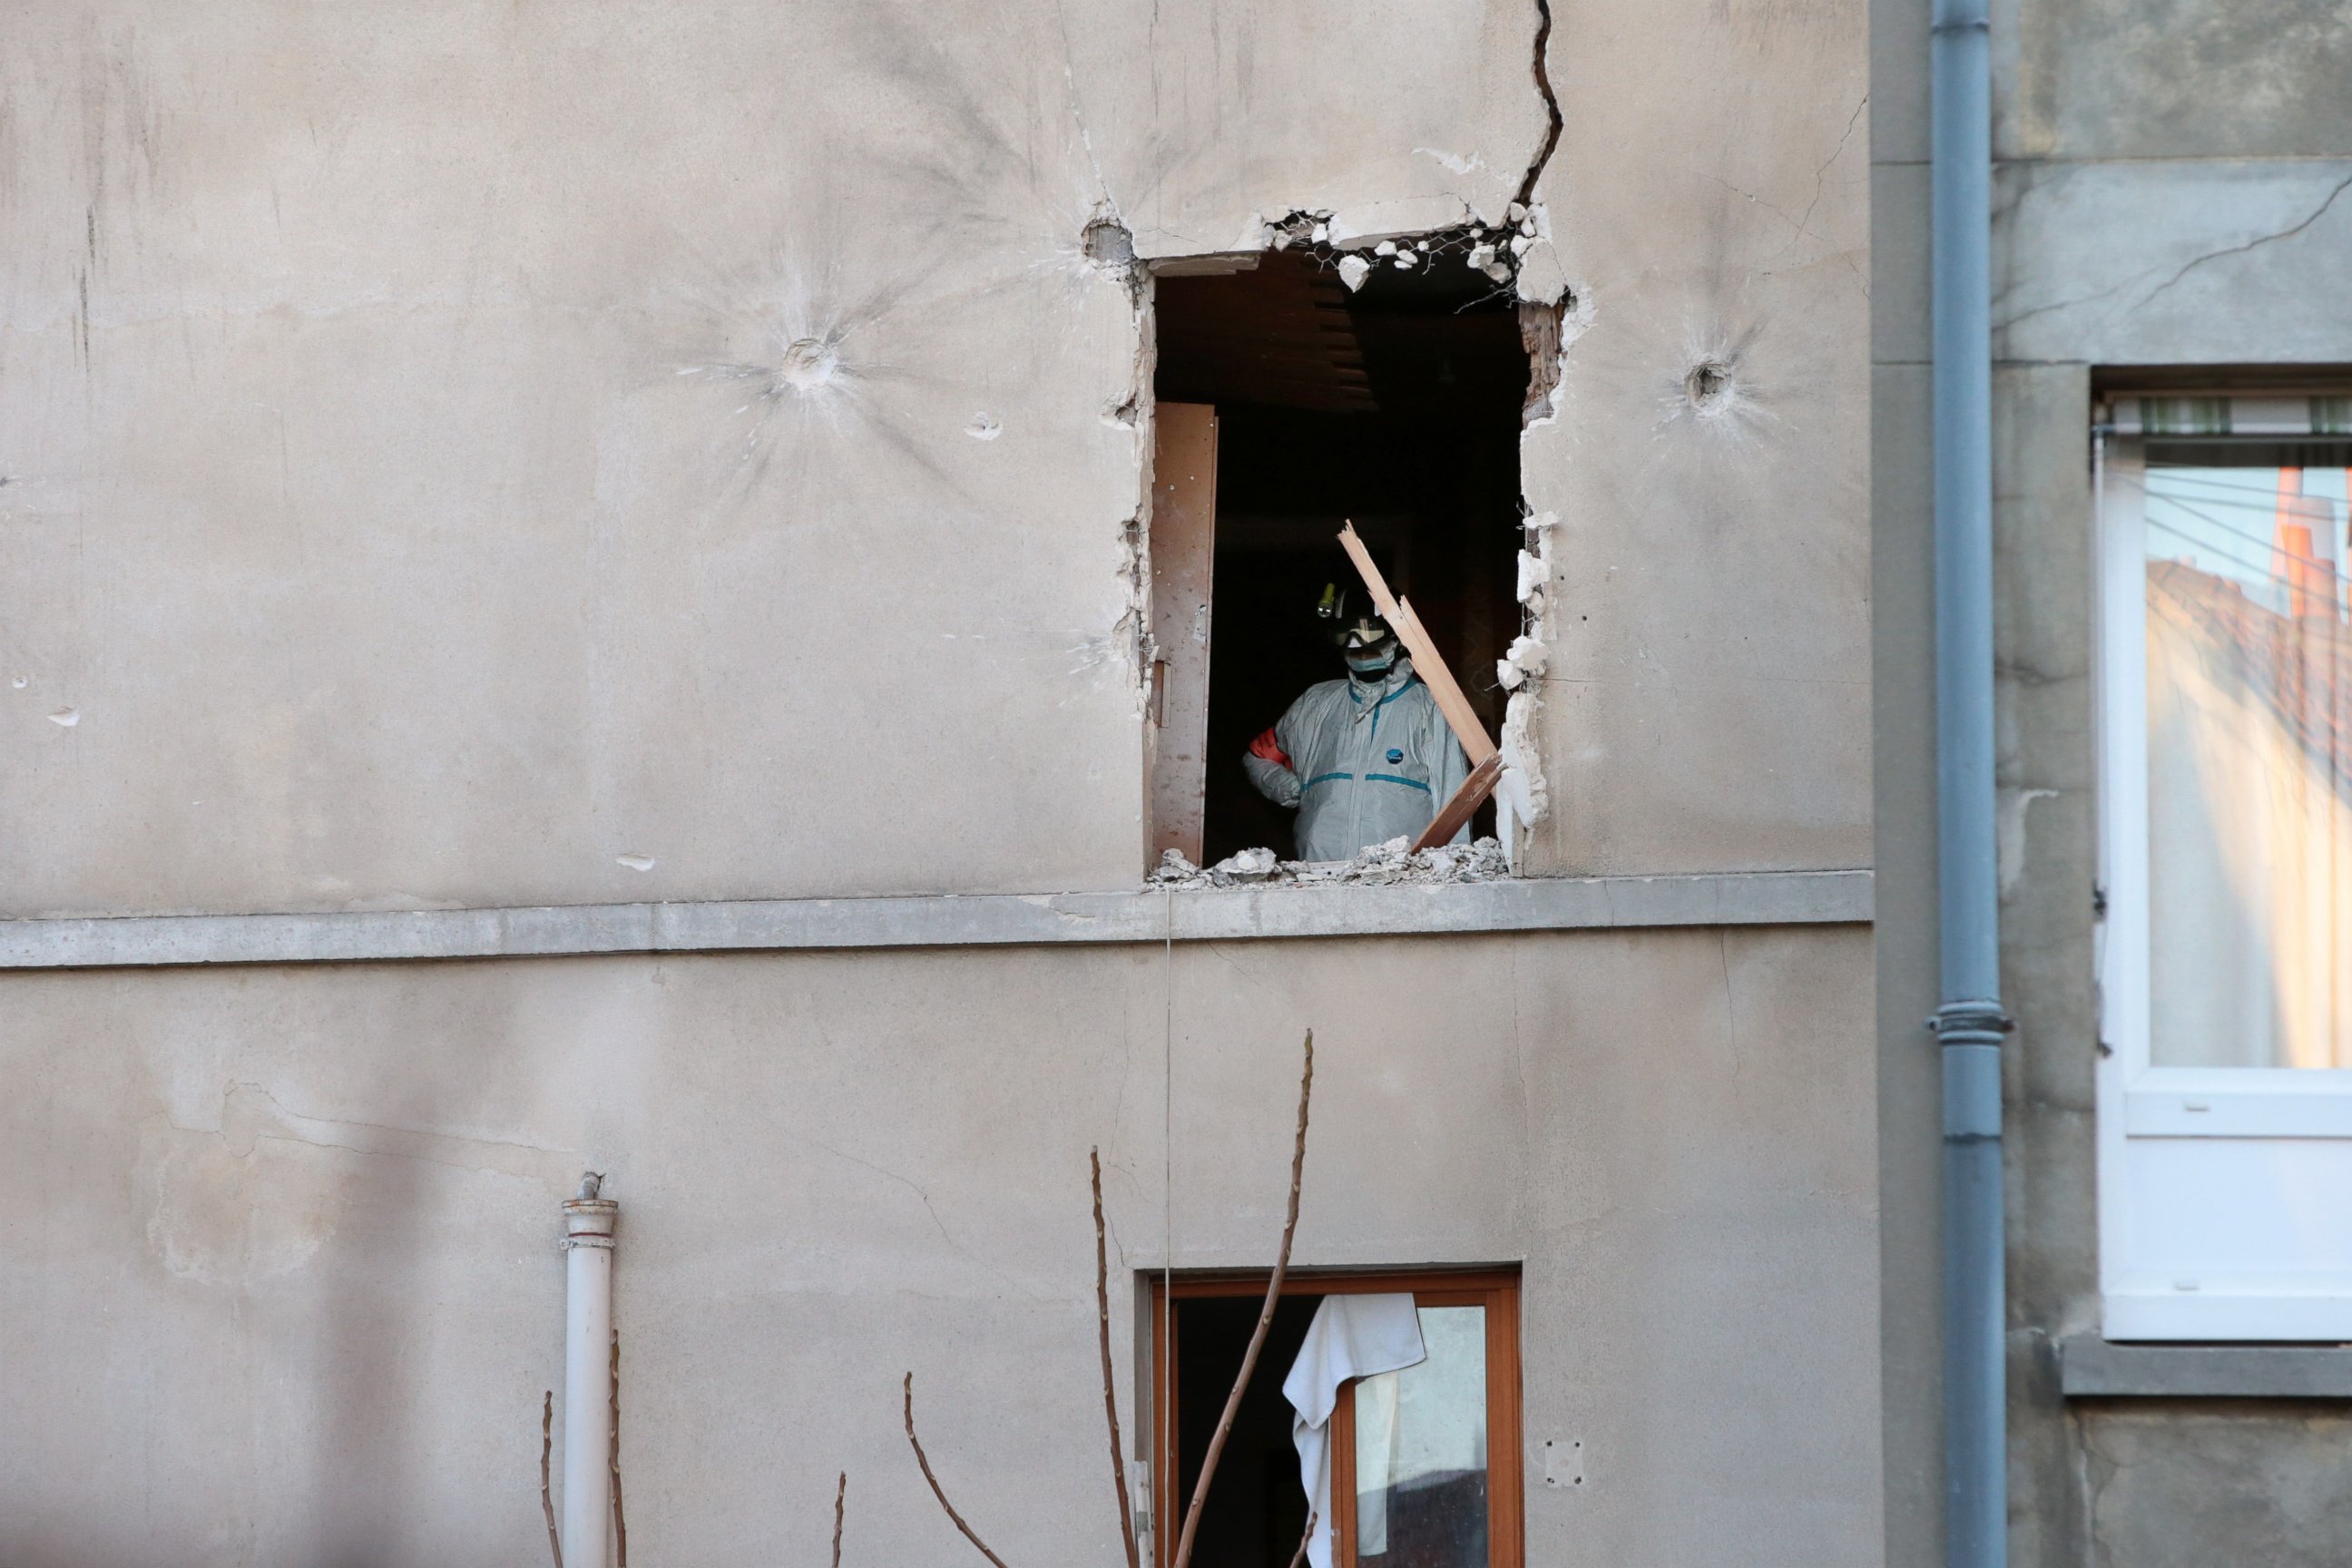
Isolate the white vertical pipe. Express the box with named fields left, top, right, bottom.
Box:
left=563, top=1174, right=619, bottom=1567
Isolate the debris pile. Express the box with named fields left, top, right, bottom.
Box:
left=1149, top=836, right=1509, bottom=889
left=1262, top=208, right=1545, bottom=297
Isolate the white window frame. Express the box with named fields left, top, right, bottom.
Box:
left=2096, top=407, right=2352, bottom=1341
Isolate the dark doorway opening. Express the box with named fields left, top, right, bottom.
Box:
left=1171, top=1295, right=1321, bottom=1568
left=1152, top=243, right=1529, bottom=866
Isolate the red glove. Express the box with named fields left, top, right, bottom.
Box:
left=1247, top=727, right=1293, bottom=769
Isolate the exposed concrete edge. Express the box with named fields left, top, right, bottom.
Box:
left=2059, top=1335, right=2352, bottom=1398
left=0, top=870, right=1871, bottom=970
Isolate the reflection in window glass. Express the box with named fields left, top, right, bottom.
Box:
left=1354, top=1306, right=1486, bottom=1568
left=2144, top=452, right=2352, bottom=1066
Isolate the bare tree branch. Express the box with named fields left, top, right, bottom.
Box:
left=1170, top=1030, right=1316, bottom=1568
left=609, top=1330, right=628, bottom=1568
left=903, top=1372, right=1013, bottom=1568
left=1287, top=1509, right=1318, bottom=1568
left=831, top=1472, right=848, bottom=1568
left=1093, top=1147, right=1142, bottom=1568
left=539, top=1391, right=564, bottom=1568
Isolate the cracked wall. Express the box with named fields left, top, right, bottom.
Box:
left=0, top=3, right=1544, bottom=917
left=0, top=0, right=1868, bottom=913
left=1517, top=0, right=1873, bottom=877
left=0, top=0, right=1882, bottom=1562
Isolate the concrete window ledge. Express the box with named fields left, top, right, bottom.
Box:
left=2059, top=1335, right=2352, bottom=1398
left=0, top=868, right=1870, bottom=970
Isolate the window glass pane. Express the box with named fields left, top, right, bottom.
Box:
left=2145, top=452, right=2352, bottom=1067
left=1354, top=1306, right=1486, bottom=1568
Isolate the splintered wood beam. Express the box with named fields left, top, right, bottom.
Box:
left=1336, top=520, right=1403, bottom=622
left=1411, top=754, right=1505, bottom=852
left=1389, top=600, right=1499, bottom=768
left=1336, top=522, right=1499, bottom=768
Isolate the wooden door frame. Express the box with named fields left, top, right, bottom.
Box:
left=1146, top=1269, right=1522, bottom=1568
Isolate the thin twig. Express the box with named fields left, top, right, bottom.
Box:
left=540, top=1391, right=564, bottom=1568
left=831, top=1472, right=848, bottom=1568
left=1287, top=1510, right=1318, bottom=1568
left=1093, top=1148, right=1142, bottom=1568
left=903, top=1372, right=1013, bottom=1568
left=1171, top=1030, right=1316, bottom=1568
left=609, top=1330, right=628, bottom=1568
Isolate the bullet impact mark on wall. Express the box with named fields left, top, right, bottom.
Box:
left=656, top=239, right=978, bottom=509
left=47, top=708, right=78, bottom=727
left=1685, top=360, right=1733, bottom=415
left=614, top=853, right=655, bottom=872
left=1662, top=330, right=1772, bottom=446
left=1083, top=217, right=1136, bottom=269
left=965, top=414, right=1003, bottom=441
left=776, top=337, right=842, bottom=392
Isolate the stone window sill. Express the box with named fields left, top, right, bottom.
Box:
left=2059, top=1334, right=2352, bottom=1398
left=0, top=868, right=1871, bottom=970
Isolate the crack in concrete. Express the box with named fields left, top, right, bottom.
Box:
left=1718, top=931, right=1743, bottom=1081
left=1514, top=0, right=1563, bottom=208
left=783, top=1126, right=1044, bottom=1301
left=177, top=1083, right=580, bottom=1183
left=2139, top=168, right=2352, bottom=308
left=1703, top=172, right=1813, bottom=236
left=1996, top=275, right=2141, bottom=335
left=2002, top=168, right=2352, bottom=336
left=1773, top=94, right=1868, bottom=261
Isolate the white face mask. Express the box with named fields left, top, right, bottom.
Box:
left=1346, top=643, right=1398, bottom=679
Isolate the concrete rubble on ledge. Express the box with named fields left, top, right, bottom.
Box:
left=1149, top=835, right=1511, bottom=888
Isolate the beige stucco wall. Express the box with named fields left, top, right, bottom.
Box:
left=2, top=1, right=1884, bottom=1563
left=2, top=0, right=1869, bottom=916
left=0, top=927, right=1878, bottom=1566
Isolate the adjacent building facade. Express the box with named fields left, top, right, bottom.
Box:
left=1876, top=1, right=2352, bottom=1563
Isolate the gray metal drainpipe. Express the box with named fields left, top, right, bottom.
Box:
left=1931, top=0, right=2010, bottom=1565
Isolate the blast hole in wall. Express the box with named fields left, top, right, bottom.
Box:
left=1148, top=243, right=1532, bottom=866
left=1684, top=360, right=1732, bottom=414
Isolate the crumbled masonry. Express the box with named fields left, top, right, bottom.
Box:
left=1260, top=208, right=1545, bottom=300
left=1148, top=836, right=1509, bottom=888
left=1496, top=633, right=1549, bottom=691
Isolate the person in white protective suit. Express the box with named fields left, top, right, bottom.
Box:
left=1242, top=602, right=1470, bottom=862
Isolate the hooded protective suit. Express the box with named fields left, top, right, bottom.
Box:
left=1242, top=657, right=1471, bottom=861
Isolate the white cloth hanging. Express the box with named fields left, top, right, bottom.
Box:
left=1281, top=1294, right=1426, bottom=1568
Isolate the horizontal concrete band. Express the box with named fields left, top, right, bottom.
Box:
left=0, top=870, right=1872, bottom=970
left=2060, top=1336, right=2352, bottom=1399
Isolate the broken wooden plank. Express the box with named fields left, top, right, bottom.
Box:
left=1338, top=520, right=1498, bottom=767
left=1336, top=520, right=1404, bottom=622
left=1412, top=754, right=1504, bottom=852
left=1388, top=598, right=1499, bottom=768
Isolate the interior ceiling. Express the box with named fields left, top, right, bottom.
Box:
left=1155, top=254, right=1375, bottom=413
left=1154, top=247, right=1524, bottom=417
